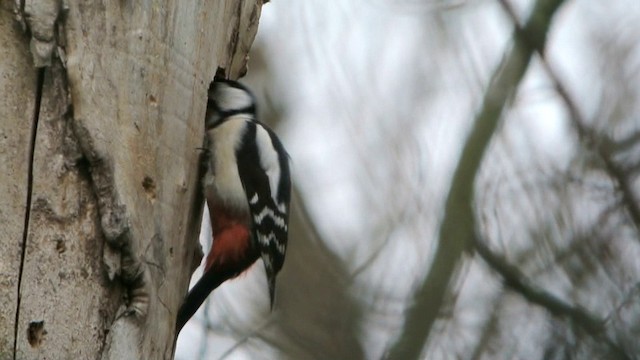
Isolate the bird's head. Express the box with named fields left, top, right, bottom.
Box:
left=205, top=79, right=256, bottom=129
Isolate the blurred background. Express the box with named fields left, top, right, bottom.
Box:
left=177, top=0, right=640, bottom=358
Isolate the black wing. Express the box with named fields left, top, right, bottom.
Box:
left=235, top=121, right=291, bottom=305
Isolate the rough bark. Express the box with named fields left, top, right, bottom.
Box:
left=1, top=1, right=263, bottom=359
left=0, top=3, right=38, bottom=356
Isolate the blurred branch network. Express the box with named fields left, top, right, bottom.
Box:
left=177, top=0, right=640, bottom=359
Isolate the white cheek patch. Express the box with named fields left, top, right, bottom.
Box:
left=255, top=126, right=281, bottom=202
left=215, top=87, right=253, bottom=112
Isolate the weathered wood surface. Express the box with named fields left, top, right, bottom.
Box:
left=0, top=3, right=38, bottom=357
left=1, top=0, right=262, bottom=358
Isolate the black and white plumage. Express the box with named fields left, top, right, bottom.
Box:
left=176, top=79, right=291, bottom=334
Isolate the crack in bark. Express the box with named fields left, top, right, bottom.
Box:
left=13, top=67, right=45, bottom=360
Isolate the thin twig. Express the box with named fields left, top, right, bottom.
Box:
left=497, top=0, right=640, bottom=234
left=385, top=0, right=566, bottom=358
left=473, top=235, right=630, bottom=359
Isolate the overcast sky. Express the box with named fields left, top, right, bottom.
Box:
left=177, top=1, right=640, bottom=358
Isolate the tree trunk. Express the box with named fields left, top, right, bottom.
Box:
left=0, top=1, right=263, bottom=358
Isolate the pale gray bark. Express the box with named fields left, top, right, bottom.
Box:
left=0, top=2, right=39, bottom=356
left=1, top=1, right=263, bottom=359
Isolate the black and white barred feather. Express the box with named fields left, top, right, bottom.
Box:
left=237, top=120, right=291, bottom=305
left=176, top=79, right=291, bottom=334
left=207, top=79, right=291, bottom=305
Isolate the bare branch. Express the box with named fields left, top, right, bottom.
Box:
left=472, top=236, right=630, bottom=359
left=384, top=0, right=567, bottom=358
left=498, top=0, right=640, bottom=235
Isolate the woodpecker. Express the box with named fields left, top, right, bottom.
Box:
left=176, top=79, right=291, bottom=334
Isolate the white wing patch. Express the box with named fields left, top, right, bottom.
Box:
left=253, top=207, right=287, bottom=230
left=250, top=193, right=259, bottom=205
left=257, top=232, right=286, bottom=254
left=255, top=125, right=282, bottom=202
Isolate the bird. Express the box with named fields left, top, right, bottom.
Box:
left=176, top=78, right=291, bottom=334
